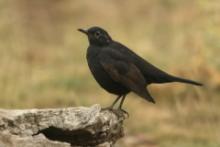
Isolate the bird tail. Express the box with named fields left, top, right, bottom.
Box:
left=172, top=76, right=203, bottom=86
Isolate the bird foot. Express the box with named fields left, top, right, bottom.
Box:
left=118, top=108, right=129, bottom=118
left=101, top=107, right=129, bottom=118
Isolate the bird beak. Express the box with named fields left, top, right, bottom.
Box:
left=78, top=28, right=88, bottom=35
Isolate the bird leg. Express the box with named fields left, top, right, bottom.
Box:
left=110, top=95, right=122, bottom=108
left=118, top=95, right=125, bottom=109
left=101, top=95, right=121, bottom=111
left=118, top=95, right=129, bottom=116
left=102, top=95, right=129, bottom=117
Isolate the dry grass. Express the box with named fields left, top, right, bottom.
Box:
left=0, top=0, right=220, bottom=146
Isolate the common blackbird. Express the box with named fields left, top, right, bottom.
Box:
left=78, top=26, right=202, bottom=111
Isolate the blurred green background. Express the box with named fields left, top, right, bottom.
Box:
left=0, top=0, right=220, bottom=146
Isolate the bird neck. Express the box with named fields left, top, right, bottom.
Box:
left=88, top=37, right=112, bottom=47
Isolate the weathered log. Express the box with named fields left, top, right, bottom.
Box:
left=0, top=104, right=126, bottom=147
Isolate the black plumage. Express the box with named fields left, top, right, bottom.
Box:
left=78, top=26, right=202, bottom=110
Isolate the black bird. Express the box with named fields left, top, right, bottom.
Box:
left=78, top=26, right=202, bottom=111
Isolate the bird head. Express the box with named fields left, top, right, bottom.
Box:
left=78, top=26, right=112, bottom=46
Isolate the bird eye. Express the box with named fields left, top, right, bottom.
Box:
left=95, top=31, right=101, bottom=38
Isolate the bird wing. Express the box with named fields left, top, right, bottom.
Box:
left=110, top=42, right=174, bottom=84
left=99, top=49, right=155, bottom=103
